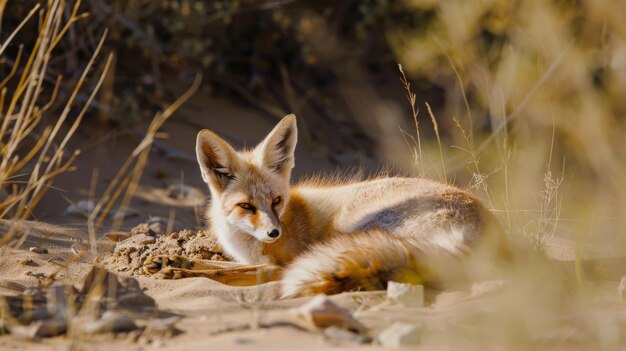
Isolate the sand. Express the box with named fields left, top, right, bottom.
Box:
left=103, top=225, right=226, bottom=276
left=2, top=97, right=626, bottom=350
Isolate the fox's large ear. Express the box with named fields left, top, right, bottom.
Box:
left=196, top=130, right=240, bottom=191
left=257, top=114, right=297, bottom=177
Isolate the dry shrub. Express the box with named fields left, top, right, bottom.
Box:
left=0, top=0, right=112, bottom=247
left=380, top=0, right=626, bottom=348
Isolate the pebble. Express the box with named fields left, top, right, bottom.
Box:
left=77, top=311, right=138, bottom=334
left=378, top=322, right=423, bottom=347
left=17, top=258, right=37, bottom=266
left=386, top=281, right=424, bottom=307
left=293, top=295, right=365, bottom=332
left=324, top=326, right=369, bottom=344
left=148, top=222, right=165, bottom=237
left=29, top=246, right=48, bottom=254
left=63, top=200, right=95, bottom=217
left=147, top=316, right=180, bottom=332
left=10, top=314, right=68, bottom=338
left=112, top=208, right=138, bottom=220
left=131, top=217, right=167, bottom=237
left=147, top=216, right=166, bottom=225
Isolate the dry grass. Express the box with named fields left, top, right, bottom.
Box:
left=85, top=74, right=201, bottom=254
left=386, top=0, right=626, bottom=348
left=0, top=0, right=111, bottom=247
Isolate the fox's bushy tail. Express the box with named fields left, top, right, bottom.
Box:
left=279, top=227, right=505, bottom=298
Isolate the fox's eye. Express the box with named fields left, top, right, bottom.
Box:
left=238, top=203, right=255, bottom=211
left=272, top=196, right=281, bottom=206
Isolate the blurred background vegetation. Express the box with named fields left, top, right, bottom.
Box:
left=2, top=0, right=626, bottom=249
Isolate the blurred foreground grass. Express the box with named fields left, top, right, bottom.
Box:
left=388, top=0, right=626, bottom=252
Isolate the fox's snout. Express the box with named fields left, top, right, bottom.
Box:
left=253, top=210, right=282, bottom=242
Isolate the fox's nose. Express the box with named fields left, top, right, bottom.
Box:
left=268, top=229, right=280, bottom=238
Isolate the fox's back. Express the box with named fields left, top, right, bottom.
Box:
left=293, top=177, right=488, bottom=243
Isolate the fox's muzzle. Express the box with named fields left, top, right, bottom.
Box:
left=255, top=209, right=282, bottom=242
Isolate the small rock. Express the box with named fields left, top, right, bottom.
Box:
left=147, top=216, right=166, bottom=225
left=386, top=281, right=424, bottom=307
left=105, top=232, right=131, bottom=242
left=148, top=222, right=165, bottom=237
left=112, top=208, right=138, bottom=220
left=29, top=247, right=48, bottom=254
left=144, top=316, right=181, bottom=338
left=10, top=314, right=68, bottom=338
left=378, top=322, right=422, bottom=347
left=63, top=200, right=95, bottom=217
left=131, top=223, right=150, bottom=236
left=324, top=326, right=369, bottom=344
left=77, top=311, right=138, bottom=334
left=17, top=258, right=37, bottom=266
left=293, top=295, right=365, bottom=332
left=618, top=276, right=626, bottom=299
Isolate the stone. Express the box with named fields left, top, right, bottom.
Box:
left=29, top=246, right=48, bottom=254
left=386, top=281, right=424, bottom=307
left=76, top=311, right=138, bottom=334
left=10, top=314, right=68, bottom=338
left=112, top=208, right=138, bottom=220
left=378, top=322, right=422, bottom=347
left=293, top=295, right=365, bottom=332
left=63, top=200, right=95, bottom=217
left=17, top=258, right=37, bottom=266
left=324, top=326, right=369, bottom=344
left=148, top=222, right=166, bottom=237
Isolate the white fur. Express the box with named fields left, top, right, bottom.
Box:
left=208, top=199, right=271, bottom=264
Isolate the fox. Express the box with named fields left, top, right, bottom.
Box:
left=196, top=114, right=507, bottom=298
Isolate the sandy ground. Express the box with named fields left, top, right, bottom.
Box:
left=1, top=220, right=625, bottom=351
left=2, top=96, right=626, bottom=350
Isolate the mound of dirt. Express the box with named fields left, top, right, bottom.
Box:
left=103, top=224, right=227, bottom=276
